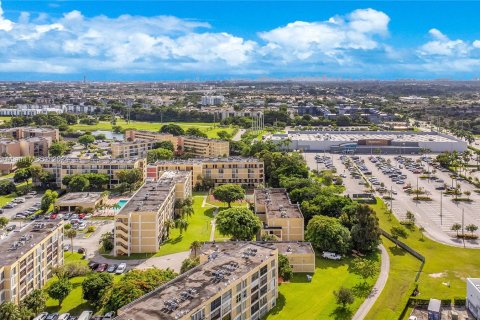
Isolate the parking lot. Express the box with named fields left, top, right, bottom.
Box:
left=304, top=152, right=480, bottom=247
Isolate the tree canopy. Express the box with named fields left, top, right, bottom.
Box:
left=159, top=124, right=185, bottom=136
left=306, top=215, right=351, bottom=254
left=212, top=184, right=245, bottom=207
left=147, top=148, right=174, bottom=163
left=216, top=207, right=262, bottom=240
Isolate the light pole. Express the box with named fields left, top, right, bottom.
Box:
left=440, top=191, right=443, bottom=226
left=462, top=208, right=465, bottom=248
left=390, top=185, right=393, bottom=211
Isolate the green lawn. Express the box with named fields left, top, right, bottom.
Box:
left=265, top=255, right=380, bottom=320
left=366, top=198, right=480, bottom=318
left=70, top=120, right=236, bottom=139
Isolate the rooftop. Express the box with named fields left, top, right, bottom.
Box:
left=119, top=171, right=190, bottom=214
left=0, top=221, right=63, bottom=267
left=270, top=130, right=462, bottom=143
left=255, top=188, right=303, bottom=219
left=56, top=192, right=104, bottom=205
left=152, top=156, right=262, bottom=165
left=110, top=139, right=154, bottom=146
left=116, top=242, right=277, bottom=320
left=34, top=156, right=143, bottom=164
left=264, top=241, right=315, bottom=255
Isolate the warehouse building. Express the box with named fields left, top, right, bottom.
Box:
left=269, top=130, right=467, bottom=154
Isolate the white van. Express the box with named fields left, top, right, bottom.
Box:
left=78, top=311, right=93, bottom=320
left=322, top=251, right=342, bottom=260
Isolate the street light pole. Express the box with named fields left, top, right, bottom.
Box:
left=462, top=208, right=465, bottom=248
left=440, top=191, right=443, bottom=225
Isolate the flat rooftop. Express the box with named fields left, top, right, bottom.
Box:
left=152, top=156, right=262, bottom=165
left=0, top=221, right=63, bottom=267
left=119, top=171, right=189, bottom=214
left=255, top=188, right=303, bottom=219
left=111, top=139, right=154, bottom=146
left=270, top=130, right=461, bottom=143
left=56, top=192, right=103, bottom=205
left=116, top=242, right=276, bottom=320
left=34, top=156, right=143, bottom=164
left=264, top=241, right=314, bottom=255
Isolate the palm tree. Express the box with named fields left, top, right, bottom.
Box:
left=190, top=241, right=202, bottom=258
left=164, top=219, right=175, bottom=238
left=419, top=226, right=425, bottom=240
left=112, top=202, right=121, bottom=212
left=182, top=202, right=194, bottom=219
left=175, top=219, right=189, bottom=235
left=451, top=223, right=462, bottom=237
left=64, top=229, right=77, bottom=253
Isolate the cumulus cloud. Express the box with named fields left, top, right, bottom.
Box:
left=0, top=0, right=14, bottom=31
left=418, top=29, right=470, bottom=56
left=258, top=8, right=390, bottom=61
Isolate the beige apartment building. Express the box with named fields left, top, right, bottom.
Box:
left=116, top=242, right=278, bottom=320
left=0, top=157, right=21, bottom=174
left=34, top=157, right=146, bottom=189
left=0, top=221, right=64, bottom=304
left=268, top=242, right=315, bottom=273
left=111, top=139, right=156, bottom=158
left=0, top=137, right=52, bottom=157
left=0, top=127, right=60, bottom=141
left=254, top=188, right=305, bottom=241
left=124, top=129, right=229, bottom=157
left=147, top=157, right=264, bottom=188
left=114, top=171, right=192, bottom=256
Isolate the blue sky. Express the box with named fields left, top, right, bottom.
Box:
left=1, top=1, right=480, bottom=80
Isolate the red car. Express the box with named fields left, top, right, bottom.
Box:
left=95, top=263, right=108, bottom=272
left=50, top=213, right=57, bottom=219
left=78, top=213, right=86, bottom=219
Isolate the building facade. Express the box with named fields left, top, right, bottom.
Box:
left=34, top=157, right=146, bottom=189
left=0, top=221, right=64, bottom=304
left=124, top=130, right=178, bottom=150
left=0, top=127, right=60, bottom=141
left=114, top=171, right=192, bottom=256
left=467, top=278, right=480, bottom=319
left=116, top=242, right=278, bottom=320
left=147, top=157, right=264, bottom=188
left=111, top=139, right=156, bottom=158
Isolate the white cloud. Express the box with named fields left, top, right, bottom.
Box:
left=0, top=0, right=14, bottom=31
left=258, top=8, right=390, bottom=61
left=473, top=40, right=480, bottom=49
left=418, top=28, right=470, bottom=57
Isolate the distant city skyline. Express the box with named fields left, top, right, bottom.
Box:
left=1, top=1, right=480, bottom=80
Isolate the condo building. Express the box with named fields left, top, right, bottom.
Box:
left=34, top=157, right=146, bottom=189
left=124, top=130, right=178, bottom=150
left=116, top=242, right=278, bottom=320
left=114, top=171, right=192, bottom=256
left=0, top=137, right=52, bottom=157
left=111, top=139, right=156, bottom=158
left=254, top=189, right=305, bottom=241
left=0, top=127, right=60, bottom=142
left=147, top=157, right=264, bottom=188
left=0, top=221, right=64, bottom=304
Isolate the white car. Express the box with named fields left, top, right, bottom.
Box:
left=78, top=223, right=87, bottom=231
left=115, top=263, right=127, bottom=274
left=322, top=251, right=342, bottom=260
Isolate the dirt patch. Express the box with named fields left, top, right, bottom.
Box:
left=429, top=272, right=447, bottom=278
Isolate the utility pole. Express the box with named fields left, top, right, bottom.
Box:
left=440, top=191, right=443, bottom=225
left=462, top=208, right=465, bottom=248
left=390, top=185, right=393, bottom=211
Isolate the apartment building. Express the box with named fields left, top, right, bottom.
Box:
left=111, top=139, right=156, bottom=158
left=254, top=189, right=305, bottom=241
left=0, top=127, right=60, bottom=141
left=114, top=171, right=192, bottom=256
left=147, top=157, right=264, bottom=188
left=268, top=242, right=315, bottom=273
left=34, top=157, right=146, bottom=189
left=124, top=130, right=230, bottom=157
left=116, top=242, right=278, bottom=320
left=0, top=157, right=21, bottom=174
left=0, top=221, right=64, bottom=304
left=0, top=137, right=52, bottom=157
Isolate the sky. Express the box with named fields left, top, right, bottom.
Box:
left=1, top=1, right=480, bottom=81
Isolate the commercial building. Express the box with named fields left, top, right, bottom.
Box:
left=0, top=221, right=64, bottom=304
left=116, top=242, right=278, bottom=320
left=467, top=278, right=480, bottom=319
left=269, top=130, right=468, bottom=154
left=0, top=127, right=60, bottom=141
left=34, top=157, right=146, bottom=189
left=147, top=157, right=264, bottom=188
left=114, top=171, right=192, bottom=256
left=124, top=130, right=229, bottom=157
left=56, top=192, right=107, bottom=212
left=254, top=188, right=304, bottom=242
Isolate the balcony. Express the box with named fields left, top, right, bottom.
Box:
left=115, top=227, right=129, bottom=239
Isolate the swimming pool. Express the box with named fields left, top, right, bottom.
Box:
left=116, top=199, right=128, bottom=210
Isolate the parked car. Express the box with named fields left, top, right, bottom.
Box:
left=58, top=314, right=71, bottom=320
left=115, top=263, right=127, bottom=274
left=78, top=223, right=87, bottom=231
left=50, top=213, right=58, bottom=220
left=88, top=262, right=99, bottom=270
left=78, top=247, right=86, bottom=254
left=107, top=264, right=118, bottom=273
left=33, top=312, right=49, bottom=320
left=322, top=251, right=342, bottom=260
left=67, top=316, right=78, bottom=320
left=63, top=244, right=71, bottom=251
left=6, top=225, right=16, bottom=231
left=102, top=311, right=115, bottom=320
left=96, top=263, right=108, bottom=272
left=77, top=311, right=93, bottom=320
left=45, top=313, right=59, bottom=320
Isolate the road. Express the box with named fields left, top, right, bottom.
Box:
left=232, top=129, right=246, bottom=141
left=352, top=245, right=390, bottom=320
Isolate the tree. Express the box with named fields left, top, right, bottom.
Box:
left=49, top=141, right=69, bottom=156
left=160, top=124, right=185, bottom=136
left=153, top=141, right=175, bottom=152
left=278, top=254, right=293, bottom=281
left=15, top=156, right=34, bottom=169
left=100, top=232, right=114, bottom=252
left=180, top=257, right=200, bottom=273
left=466, top=224, right=478, bottom=236
left=350, top=205, right=381, bottom=253
left=351, top=258, right=378, bottom=284
left=116, top=168, right=144, bottom=193
left=0, top=217, right=9, bottom=229
left=217, top=130, right=232, bottom=141
left=65, top=229, right=77, bottom=253
left=306, top=215, right=351, bottom=254
left=405, top=211, right=416, bottom=223
left=68, top=175, right=90, bottom=192
left=14, top=168, right=31, bottom=184
left=78, top=134, right=95, bottom=147
left=464, top=190, right=472, bottom=200
left=174, top=218, right=189, bottom=235
left=390, top=226, right=408, bottom=246
left=451, top=223, right=462, bottom=237
left=146, top=148, right=173, bottom=163
left=185, top=127, right=208, bottom=138
left=212, top=184, right=245, bottom=207
left=21, top=289, right=47, bottom=315
left=0, top=180, right=16, bottom=195
left=82, top=272, right=114, bottom=308
left=216, top=207, right=262, bottom=240
left=0, top=302, right=31, bottom=320
left=190, top=241, right=202, bottom=258
left=47, top=278, right=72, bottom=307
left=40, top=189, right=58, bottom=212
left=333, top=287, right=355, bottom=309
left=30, top=165, right=54, bottom=188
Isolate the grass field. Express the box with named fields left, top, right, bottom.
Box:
left=366, top=198, right=480, bottom=319
left=70, top=120, right=236, bottom=139
left=265, top=255, right=380, bottom=320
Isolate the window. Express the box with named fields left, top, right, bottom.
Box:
left=211, top=297, right=221, bottom=311
left=191, top=309, right=205, bottom=320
